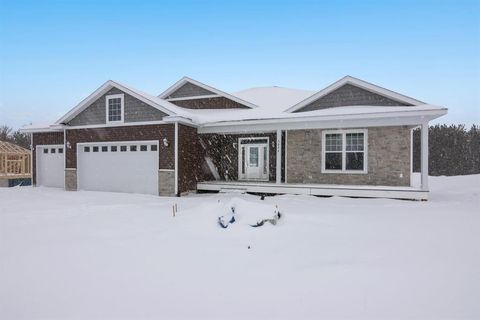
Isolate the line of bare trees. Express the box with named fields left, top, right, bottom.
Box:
left=0, top=125, right=31, bottom=149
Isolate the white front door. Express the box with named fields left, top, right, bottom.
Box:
left=239, top=138, right=269, bottom=181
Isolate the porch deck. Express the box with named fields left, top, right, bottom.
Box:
left=197, top=180, right=428, bottom=200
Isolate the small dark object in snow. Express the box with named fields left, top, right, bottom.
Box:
left=218, top=217, right=229, bottom=228
left=260, top=195, right=265, bottom=200
left=218, top=206, right=236, bottom=228
left=250, top=211, right=282, bottom=227
left=248, top=246, right=251, bottom=249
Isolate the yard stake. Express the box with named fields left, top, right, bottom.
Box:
left=172, top=205, right=175, bottom=217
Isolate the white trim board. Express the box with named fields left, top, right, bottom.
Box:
left=158, top=76, right=258, bottom=109
left=197, top=181, right=428, bottom=200
left=198, top=109, right=447, bottom=134
left=166, top=94, right=221, bottom=101
left=285, top=76, right=425, bottom=113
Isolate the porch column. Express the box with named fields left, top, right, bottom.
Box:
left=421, top=122, right=429, bottom=191
left=276, top=129, right=282, bottom=184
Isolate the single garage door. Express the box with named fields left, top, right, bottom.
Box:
left=77, top=141, right=159, bottom=195
left=36, top=145, right=65, bottom=188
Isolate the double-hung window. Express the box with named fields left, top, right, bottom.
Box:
left=106, top=94, right=124, bottom=123
left=322, top=129, right=367, bottom=173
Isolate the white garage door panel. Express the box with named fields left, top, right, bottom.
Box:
left=37, top=145, right=64, bottom=188
left=78, top=142, right=158, bottom=195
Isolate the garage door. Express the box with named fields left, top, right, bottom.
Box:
left=77, top=141, right=159, bottom=195
left=36, top=145, right=65, bottom=188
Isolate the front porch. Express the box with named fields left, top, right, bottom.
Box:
left=197, top=180, right=428, bottom=200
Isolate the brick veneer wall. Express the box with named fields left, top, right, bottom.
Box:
left=177, top=124, right=213, bottom=194
left=286, top=126, right=412, bottom=186
left=171, top=96, right=250, bottom=109
left=65, top=124, right=175, bottom=169
left=198, top=132, right=278, bottom=182
left=31, top=131, right=64, bottom=185
left=296, top=84, right=412, bottom=112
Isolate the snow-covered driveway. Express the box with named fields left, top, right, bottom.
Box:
left=1, top=175, right=479, bottom=319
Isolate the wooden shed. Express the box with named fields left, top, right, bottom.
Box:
left=0, top=141, right=31, bottom=181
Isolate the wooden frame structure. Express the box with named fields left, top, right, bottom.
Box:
left=0, top=141, right=31, bottom=180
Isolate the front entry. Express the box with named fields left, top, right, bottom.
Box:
left=238, top=137, right=269, bottom=181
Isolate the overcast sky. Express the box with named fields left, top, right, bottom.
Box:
left=0, top=0, right=479, bottom=129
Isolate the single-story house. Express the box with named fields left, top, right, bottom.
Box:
left=21, top=75, right=447, bottom=200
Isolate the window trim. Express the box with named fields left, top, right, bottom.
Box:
left=321, top=129, right=368, bottom=174
left=105, top=93, right=125, bottom=124
left=238, top=136, right=270, bottom=181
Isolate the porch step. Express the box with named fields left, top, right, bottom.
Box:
left=219, top=187, right=247, bottom=194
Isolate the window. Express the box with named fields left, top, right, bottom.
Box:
left=241, top=146, right=246, bottom=174
left=106, top=94, right=124, bottom=123
left=84, top=146, right=90, bottom=152
left=58, top=148, right=63, bottom=154
left=43, top=148, right=48, bottom=154
left=263, top=146, right=267, bottom=174
left=322, top=130, right=367, bottom=173
left=111, top=146, right=117, bottom=152
left=51, top=148, right=56, bottom=154
left=140, top=145, right=148, bottom=151
left=102, top=146, right=108, bottom=152
left=249, top=147, right=259, bottom=167
left=130, top=145, right=137, bottom=152
left=93, top=146, right=99, bottom=152
left=120, top=146, right=127, bottom=152
left=151, top=145, right=157, bottom=151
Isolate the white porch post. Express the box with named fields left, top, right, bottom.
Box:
left=421, top=122, right=429, bottom=191
left=276, top=129, right=282, bottom=184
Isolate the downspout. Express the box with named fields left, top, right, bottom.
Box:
left=30, top=133, right=34, bottom=186
left=174, top=122, right=179, bottom=196
left=63, top=128, right=66, bottom=190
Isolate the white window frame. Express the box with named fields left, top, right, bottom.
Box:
left=106, top=94, right=124, bottom=124
left=321, top=129, right=368, bottom=174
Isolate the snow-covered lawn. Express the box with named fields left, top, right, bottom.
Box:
left=1, top=176, right=479, bottom=320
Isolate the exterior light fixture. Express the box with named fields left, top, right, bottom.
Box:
left=66, top=141, right=72, bottom=149
left=163, top=138, right=169, bottom=147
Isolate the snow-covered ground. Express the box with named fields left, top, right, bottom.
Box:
left=1, top=175, right=479, bottom=320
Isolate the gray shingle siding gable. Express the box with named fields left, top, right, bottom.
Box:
left=295, top=84, right=412, bottom=112
left=167, top=82, right=215, bottom=99
left=67, top=88, right=168, bottom=126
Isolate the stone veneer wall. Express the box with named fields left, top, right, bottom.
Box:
left=159, top=170, right=175, bottom=196
left=286, top=126, right=412, bottom=186
left=65, top=168, right=77, bottom=191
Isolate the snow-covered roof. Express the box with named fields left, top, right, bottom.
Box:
left=21, top=76, right=448, bottom=133
left=178, top=104, right=448, bottom=125
left=232, top=86, right=315, bottom=113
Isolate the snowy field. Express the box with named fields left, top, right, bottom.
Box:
left=1, top=175, right=479, bottom=320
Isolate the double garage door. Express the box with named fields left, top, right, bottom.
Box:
left=36, top=141, right=159, bottom=195
left=77, top=141, right=159, bottom=195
